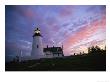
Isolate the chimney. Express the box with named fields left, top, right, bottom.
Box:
left=47, top=45, right=48, bottom=48
left=62, top=44, right=63, bottom=50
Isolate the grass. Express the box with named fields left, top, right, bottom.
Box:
left=5, top=53, right=106, bottom=71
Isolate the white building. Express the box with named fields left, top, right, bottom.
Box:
left=44, top=45, right=64, bottom=58
left=31, top=28, right=45, bottom=59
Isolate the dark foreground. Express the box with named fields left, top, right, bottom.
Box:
left=5, top=53, right=106, bottom=71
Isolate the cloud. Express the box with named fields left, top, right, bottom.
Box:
left=58, top=6, right=74, bottom=17
left=63, top=15, right=105, bottom=55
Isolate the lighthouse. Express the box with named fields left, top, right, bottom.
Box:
left=31, top=28, right=44, bottom=59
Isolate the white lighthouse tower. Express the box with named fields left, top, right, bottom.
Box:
left=31, top=28, right=44, bottom=59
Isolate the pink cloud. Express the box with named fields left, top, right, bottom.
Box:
left=58, top=6, right=74, bottom=17
left=63, top=15, right=106, bottom=54
left=25, top=9, right=35, bottom=18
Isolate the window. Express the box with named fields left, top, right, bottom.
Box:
left=37, top=45, right=39, bottom=48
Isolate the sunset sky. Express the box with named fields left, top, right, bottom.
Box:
left=5, top=5, right=106, bottom=61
